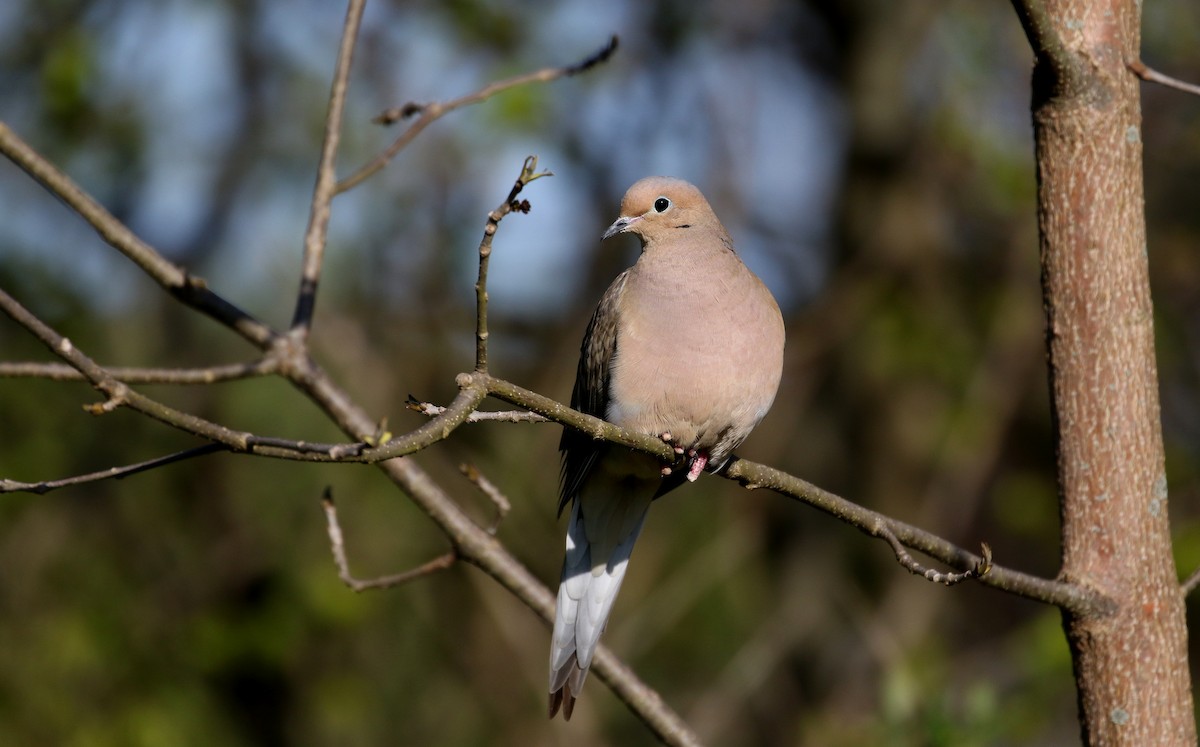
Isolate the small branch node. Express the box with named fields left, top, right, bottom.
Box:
left=364, top=417, right=392, bottom=447
left=83, top=388, right=127, bottom=415
left=373, top=101, right=427, bottom=125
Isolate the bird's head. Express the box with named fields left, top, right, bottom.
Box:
left=602, top=176, right=720, bottom=245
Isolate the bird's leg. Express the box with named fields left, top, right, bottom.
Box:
left=659, top=432, right=686, bottom=454
left=685, top=449, right=709, bottom=482
left=658, top=432, right=689, bottom=476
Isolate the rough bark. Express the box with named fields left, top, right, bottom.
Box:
left=1019, top=0, right=1196, bottom=743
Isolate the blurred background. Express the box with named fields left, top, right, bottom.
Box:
left=2, top=1, right=1200, bottom=745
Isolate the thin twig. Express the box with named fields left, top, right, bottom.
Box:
left=407, top=396, right=549, bottom=423
left=460, top=463, right=511, bottom=533
left=475, top=156, right=552, bottom=372
left=336, top=36, right=618, bottom=194
left=1181, top=566, right=1200, bottom=596
left=322, top=488, right=457, bottom=592
left=0, top=359, right=277, bottom=383
left=290, top=0, right=367, bottom=339
left=1129, top=59, right=1200, bottom=97
left=875, top=523, right=992, bottom=586
left=0, top=444, right=227, bottom=495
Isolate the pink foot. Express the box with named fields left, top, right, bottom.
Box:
left=686, top=452, right=708, bottom=482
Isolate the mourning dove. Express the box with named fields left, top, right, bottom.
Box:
left=549, top=176, right=785, bottom=719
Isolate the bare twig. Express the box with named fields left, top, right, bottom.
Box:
left=0, top=444, right=227, bottom=495
left=322, top=488, right=457, bottom=592
left=459, top=463, right=511, bottom=533
left=875, top=524, right=992, bottom=586
left=290, top=0, right=367, bottom=339
left=336, top=36, right=618, bottom=194
left=0, top=359, right=277, bottom=383
left=407, top=396, right=549, bottom=423
left=0, top=122, right=277, bottom=349
left=475, top=156, right=552, bottom=372
left=1181, top=566, right=1200, bottom=596
left=1129, top=59, right=1200, bottom=97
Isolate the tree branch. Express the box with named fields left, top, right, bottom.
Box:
left=0, top=287, right=371, bottom=465
left=290, top=0, right=366, bottom=339
left=0, top=444, right=227, bottom=495
left=335, top=35, right=618, bottom=194
left=0, top=359, right=277, bottom=383
left=322, top=488, right=457, bottom=592
left=407, top=396, right=549, bottom=423
left=474, top=155, right=552, bottom=372
left=0, top=121, right=277, bottom=349
left=722, top=457, right=1106, bottom=616
left=456, top=371, right=1108, bottom=615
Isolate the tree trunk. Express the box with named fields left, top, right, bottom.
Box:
left=1020, top=0, right=1196, bottom=742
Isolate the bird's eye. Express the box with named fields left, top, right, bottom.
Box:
left=653, top=197, right=671, bottom=213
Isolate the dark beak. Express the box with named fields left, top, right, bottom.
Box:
left=602, top=215, right=642, bottom=240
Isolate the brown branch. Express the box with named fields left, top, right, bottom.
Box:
left=467, top=370, right=1106, bottom=614
left=478, top=373, right=696, bottom=463
left=0, top=359, right=277, bottom=383
left=722, top=457, right=1106, bottom=616
left=0, top=444, right=227, bottom=495
left=336, top=35, right=618, bottom=194
left=290, top=0, right=366, bottom=339
left=322, top=488, right=457, bottom=592
left=0, top=122, right=277, bottom=349
left=1129, top=59, right=1200, bottom=97
left=474, top=156, right=552, bottom=372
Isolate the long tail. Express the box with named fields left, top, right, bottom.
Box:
left=549, top=483, right=652, bottom=720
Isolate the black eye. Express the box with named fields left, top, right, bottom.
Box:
left=653, top=197, right=671, bottom=213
